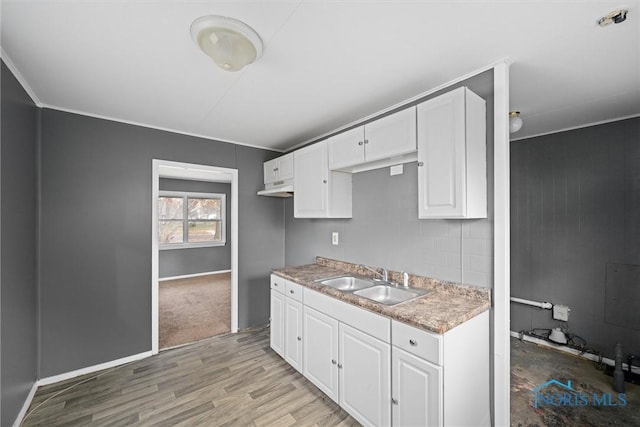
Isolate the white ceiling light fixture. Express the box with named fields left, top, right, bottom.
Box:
left=509, top=111, right=523, bottom=134
left=190, top=15, right=263, bottom=72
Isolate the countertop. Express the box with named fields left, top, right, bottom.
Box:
left=272, top=257, right=491, bottom=335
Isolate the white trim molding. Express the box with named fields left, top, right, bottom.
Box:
left=12, top=382, right=39, bottom=427
left=37, top=350, right=154, bottom=386
left=159, top=269, right=231, bottom=282
left=493, top=60, right=511, bottom=427
left=152, top=160, right=239, bottom=355
left=1, top=48, right=43, bottom=107
left=510, top=113, right=640, bottom=142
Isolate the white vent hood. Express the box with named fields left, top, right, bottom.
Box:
left=257, top=180, right=293, bottom=198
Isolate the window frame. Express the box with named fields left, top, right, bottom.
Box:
left=158, top=191, right=226, bottom=250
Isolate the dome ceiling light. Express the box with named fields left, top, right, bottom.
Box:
left=509, top=111, right=523, bottom=134
left=190, top=15, right=263, bottom=72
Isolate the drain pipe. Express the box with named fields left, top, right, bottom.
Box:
left=510, top=297, right=553, bottom=310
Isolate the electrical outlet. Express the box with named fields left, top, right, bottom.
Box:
left=331, top=232, right=339, bottom=246
left=553, top=304, right=570, bottom=321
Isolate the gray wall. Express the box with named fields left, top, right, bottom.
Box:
left=284, top=71, right=495, bottom=289
left=158, top=178, right=231, bottom=278
left=1, top=62, right=38, bottom=426
left=39, top=109, right=284, bottom=377
left=510, top=117, right=640, bottom=359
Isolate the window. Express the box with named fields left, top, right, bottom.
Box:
left=158, top=191, right=226, bottom=249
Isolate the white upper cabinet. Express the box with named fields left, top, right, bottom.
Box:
left=328, top=107, right=417, bottom=173
left=263, top=152, right=294, bottom=185
left=294, top=141, right=352, bottom=218
left=417, top=87, right=486, bottom=219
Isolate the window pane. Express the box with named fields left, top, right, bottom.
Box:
left=159, top=197, right=183, bottom=220
left=188, top=198, right=221, bottom=220
left=188, top=221, right=222, bottom=243
left=159, top=221, right=184, bottom=244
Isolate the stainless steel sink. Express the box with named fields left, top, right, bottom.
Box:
left=354, top=285, right=428, bottom=306
left=317, top=276, right=376, bottom=291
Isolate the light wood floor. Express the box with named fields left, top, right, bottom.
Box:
left=22, top=327, right=359, bottom=426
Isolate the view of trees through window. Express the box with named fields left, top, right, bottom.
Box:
left=159, top=193, right=225, bottom=246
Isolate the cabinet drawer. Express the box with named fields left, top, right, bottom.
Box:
left=285, top=280, right=304, bottom=303
left=392, top=320, right=442, bottom=365
left=270, top=274, right=286, bottom=295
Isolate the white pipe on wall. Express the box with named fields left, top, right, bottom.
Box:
left=510, top=297, right=553, bottom=310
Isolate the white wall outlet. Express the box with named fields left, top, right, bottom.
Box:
left=331, top=232, right=339, bottom=245
left=553, top=304, right=570, bottom=322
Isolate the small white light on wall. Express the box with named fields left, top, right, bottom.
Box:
left=191, top=15, right=263, bottom=72
left=509, top=111, right=523, bottom=134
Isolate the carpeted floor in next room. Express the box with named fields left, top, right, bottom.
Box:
left=159, top=272, right=231, bottom=349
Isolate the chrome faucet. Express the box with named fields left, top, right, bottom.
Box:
left=359, top=264, right=388, bottom=282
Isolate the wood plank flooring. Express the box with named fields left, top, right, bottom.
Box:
left=22, top=327, right=359, bottom=426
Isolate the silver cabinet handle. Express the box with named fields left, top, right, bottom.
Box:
left=331, top=359, right=337, bottom=365
left=297, top=336, right=301, bottom=341
left=409, top=339, right=418, bottom=346
left=417, top=161, right=424, bottom=167
left=391, top=398, right=398, bottom=405
left=290, top=290, right=294, bottom=294
left=323, top=179, right=327, bottom=184
left=364, top=139, right=369, bottom=144
left=358, top=141, right=364, bottom=146
left=274, top=283, right=278, bottom=287
left=337, top=363, right=343, bottom=369
left=274, top=167, right=279, bottom=172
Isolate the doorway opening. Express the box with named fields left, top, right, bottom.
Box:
left=151, top=160, right=238, bottom=354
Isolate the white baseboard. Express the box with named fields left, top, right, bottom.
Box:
left=159, top=269, right=231, bottom=281
left=12, top=382, right=38, bottom=427
left=511, top=331, right=640, bottom=375
left=38, top=350, right=153, bottom=386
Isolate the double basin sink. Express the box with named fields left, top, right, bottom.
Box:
left=316, top=275, right=429, bottom=306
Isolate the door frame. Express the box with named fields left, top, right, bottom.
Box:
left=151, top=159, right=239, bottom=354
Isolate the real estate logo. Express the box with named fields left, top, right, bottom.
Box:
left=532, top=379, right=627, bottom=408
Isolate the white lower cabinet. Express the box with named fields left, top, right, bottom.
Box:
left=303, top=306, right=339, bottom=402
left=339, top=323, right=391, bottom=427
left=269, top=289, right=285, bottom=357
left=271, top=277, right=489, bottom=427
left=284, top=298, right=304, bottom=372
left=392, top=347, right=442, bottom=427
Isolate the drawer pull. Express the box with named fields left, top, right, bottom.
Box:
left=274, top=283, right=278, bottom=287
left=290, top=290, right=295, bottom=294
left=337, top=363, right=343, bottom=369
left=331, top=359, right=337, bottom=365
left=409, top=339, right=418, bottom=346
left=297, top=336, right=301, bottom=341
left=391, top=398, right=398, bottom=405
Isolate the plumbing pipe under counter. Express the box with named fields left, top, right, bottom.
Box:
left=510, top=296, right=552, bottom=310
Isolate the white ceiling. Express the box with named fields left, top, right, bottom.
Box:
left=2, top=1, right=639, bottom=151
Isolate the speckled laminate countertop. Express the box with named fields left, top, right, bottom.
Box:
left=273, top=257, right=491, bottom=335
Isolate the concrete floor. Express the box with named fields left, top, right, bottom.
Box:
left=511, top=337, right=640, bottom=427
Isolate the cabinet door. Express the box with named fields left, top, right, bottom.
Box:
left=294, top=141, right=328, bottom=217
left=339, top=323, right=391, bottom=427
left=328, top=127, right=365, bottom=170
left=284, top=298, right=304, bottom=372
left=270, top=290, right=285, bottom=357
left=392, top=347, right=443, bottom=427
left=277, top=153, right=294, bottom=181
left=417, top=88, right=466, bottom=218
left=365, top=107, right=417, bottom=163
left=303, top=306, right=339, bottom=402
left=264, top=157, right=279, bottom=185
